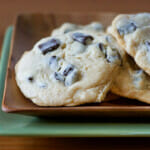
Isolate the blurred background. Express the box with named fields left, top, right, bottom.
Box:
left=0, top=0, right=150, bottom=49
left=1, top=0, right=150, bottom=149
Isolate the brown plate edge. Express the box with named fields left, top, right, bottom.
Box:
left=2, top=12, right=150, bottom=117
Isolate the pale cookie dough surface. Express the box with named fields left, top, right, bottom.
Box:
left=110, top=13, right=150, bottom=75
left=15, top=30, right=122, bottom=106
left=51, top=22, right=104, bottom=36
left=111, top=54, right=150, bottom=104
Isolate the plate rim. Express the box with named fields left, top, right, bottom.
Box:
left=2, top=13, right=150, bottom=117
left=1, top=26, right=150, bottom=137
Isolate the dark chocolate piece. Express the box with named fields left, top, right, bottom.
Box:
left=98, top=43, right=107, bottom=57
left=38, top=39, right=60, bottom=55
left=145, top=41, right=150, bottom=52
left=72, top=32, right=93, bottom=45
left=63, top=64, right=74, bottom=76
left=49, top=56, right=60, bottom=71
left=54, top=72, right=65, bottom=82
left=65, top=69, right=79, bottom=86
left=98, top=43, right=122, bottom=65
left=99, top=43, right=105, bottom=51
left=28, top=76, right=34, bottom=82
left=117, top=22, right=137, bottom=36
left=106, top=50, right=121, bottom=65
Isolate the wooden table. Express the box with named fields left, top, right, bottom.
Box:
left=1, top=137, right=150, bottom=150
left=1, top=0, right=150, bottom=149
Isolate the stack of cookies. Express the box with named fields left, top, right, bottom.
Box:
left=15, top=13, right=150, bottom=106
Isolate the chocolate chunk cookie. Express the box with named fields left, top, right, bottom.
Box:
left=51, top=22, right=104, bottom=36
left=109, top=13, right=150, bottom=75
left=15, top=30, right=123, bottom=106
left=111, top=54, right=150, bottom=104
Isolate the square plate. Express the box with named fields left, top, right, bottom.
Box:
left=2, top=13, right=150, bottom=117
left=2, top=26, right=150, bottom=137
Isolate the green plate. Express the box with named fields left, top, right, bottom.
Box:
left=1, top=27, right=150, bottom=137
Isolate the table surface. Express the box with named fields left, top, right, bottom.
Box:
left=1, top=0, right=150, bottom=149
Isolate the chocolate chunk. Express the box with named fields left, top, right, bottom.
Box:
left=106, top=50, right=122, bottom=65
left=38, top=39, right=60, bottom=55
left=54, top=72, right=65, bottom=82
left=65, top=68, right=79, bottom=86
left=99, top=43, right=105, bottom=51
left=28, top=76, right=34, bottom=82
left=98, top=43, right=107, bottom=57
left=49, top=56, right=57, bottom=62
left=105, top=35, right=113, bottom=43
left=117, top=22, right=137, bottom=36
left=72, top=32, right=93, bottom=45
left=53, top=63, right=79, bottom=86
left=49, top=56, right=60, bottom=71
left=145, top=41, right=150, bottom=52
left=63, top=64, right=74, bottom=76
left=98, top=43, right=121, bottom=65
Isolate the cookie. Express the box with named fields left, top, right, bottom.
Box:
left=15, top=30, right=122, bottom=106
left=110, top=13, right=150, bottom=75
left=51, top=22, right=104, bottom=36
left=111, top=54, right=150, bottom=104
